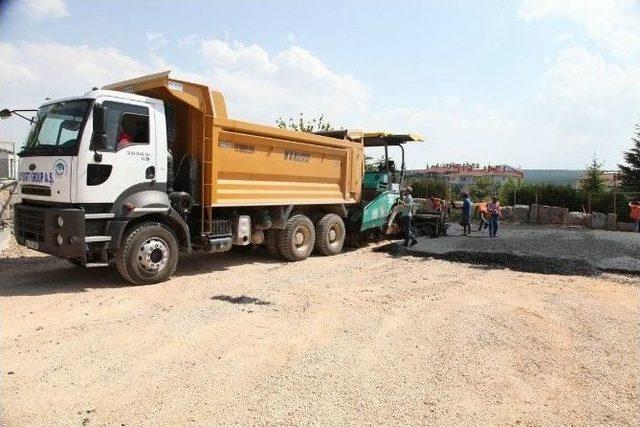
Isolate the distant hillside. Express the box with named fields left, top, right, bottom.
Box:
left=523, top=170, right=584, bottom=186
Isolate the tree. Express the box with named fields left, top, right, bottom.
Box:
left=408, top=178, right=448, bottom=199
left=618, top=122, right=640, bottom=197
left=580, top=155, right=606, bottom=194
left=470, top=176, right=501, bottom=201
left=365, top=155, right=388, bottom=172
left=275, top=113, right=334, bottom=133
left=580, top=155, right=606, bottom=212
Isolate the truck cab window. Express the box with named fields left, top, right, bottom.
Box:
left=22, top=100, right=90, bottom=156
left=101, top=101, right=150, bottom=151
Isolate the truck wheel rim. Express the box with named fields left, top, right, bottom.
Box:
left=138, top=237, right=169, bottom=275
left=328, top=224, right=342, bottom=247
left=294, top=225, right=310, bottom=252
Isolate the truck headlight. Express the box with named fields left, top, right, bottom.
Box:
left=56, top=215, right=64, bottom=228
left=56, top=234, right=63, bottom=246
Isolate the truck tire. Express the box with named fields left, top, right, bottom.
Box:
left=116, top=222, right=179, bottom=285
left=265, top=229, right=282, bottom=259
left=277, top=214, right=315, bottom=261
left=315, top=213, right=345, bottom=256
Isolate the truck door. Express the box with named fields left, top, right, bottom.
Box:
left=76, top=99, right=158, bottom=205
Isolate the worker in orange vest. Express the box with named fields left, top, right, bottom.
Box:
left=629, top=201, right=640, bottom=232
left=475, top=200, right=489, bottom=231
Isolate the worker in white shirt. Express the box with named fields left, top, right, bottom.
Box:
left=401, top=187, right=418, bottom=247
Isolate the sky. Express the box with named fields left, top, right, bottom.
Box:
left=0, top=0, right=639, bottom=170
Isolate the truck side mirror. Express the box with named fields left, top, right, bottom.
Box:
left=91, top=133, right=107, bottom=152
left=92, top=104, right=107, bottom=135
left=91, top=104, right=107, bottom=161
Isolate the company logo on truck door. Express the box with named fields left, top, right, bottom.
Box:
left=219, top=141, right=255, bottom=154
left=20, top=170, right=54, bottom=185
left=284, top=150, right=310, bottom=163
left=19, top=159, right=67, bottom=185
left=53, top=159, right=69, bottom=177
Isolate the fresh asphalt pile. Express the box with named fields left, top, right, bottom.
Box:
left=386, top=223, right=640, bottom=276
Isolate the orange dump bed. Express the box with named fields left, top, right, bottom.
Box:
left=105, top=71, right=364, bottom=207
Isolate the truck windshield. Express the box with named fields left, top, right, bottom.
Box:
left=21, top=100, right=91, bottom=156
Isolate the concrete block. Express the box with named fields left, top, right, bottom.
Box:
left=549, top=206, right=568, bottom=225
left=568, top=211, right=589, bottom=226
left=537, top=205, right=551, bottom=224
left=618, top=222, right=637, bottom=232
left=513, top=205, right=529, bottom=222
left=501, top=206, right=513, bottom=221
left=590, top=211, right=607, bottom=229
left=529, top=204, right=539, bottom=223
left=606, top=213, right=617, bottom=231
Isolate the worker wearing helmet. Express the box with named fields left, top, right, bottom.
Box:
left=401, top=187, right=418, bottom=247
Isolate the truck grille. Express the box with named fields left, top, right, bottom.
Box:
left=15, top=205, right=46, bottom=242
left=21, top=185, right=51, bottom=196
left=211, top=219, right=232, bottom=237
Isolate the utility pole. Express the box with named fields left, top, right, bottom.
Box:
left=613, top=172, right=617, bottom=215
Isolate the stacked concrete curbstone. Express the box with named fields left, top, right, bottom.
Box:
left=590, top=212, right=607, bottom=229
left=567, top=211, right=589, bottom=226
left=501, top=206, right=513, bottom=221
left=606, top=213, right=617, bottom=231
left=618, top=222, right=637, bottom=232
left=513, top=205, right=529, bottom=222
left=529, top=204, right=539, bottom=223
left=537, top=205, right=551, bottom=225
left=549, top=206, right=568, bottom=225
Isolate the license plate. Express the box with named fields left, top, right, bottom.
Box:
left=24, top=239, right=39, bottom=250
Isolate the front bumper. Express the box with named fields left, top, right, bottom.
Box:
left=14, top=204, right=86, bottom=258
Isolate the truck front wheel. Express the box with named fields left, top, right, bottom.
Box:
left=278, top=214, right=315, bottom=261
left=116, top=222, right=179, bottom=285
left=315, top=213, right=345, bottom=256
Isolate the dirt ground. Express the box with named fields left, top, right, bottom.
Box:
left=1, top=237, right=639, bottom=426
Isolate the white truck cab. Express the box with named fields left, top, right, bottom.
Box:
left=19, top=90, right=166, bottom=205
left=13, top=89, right=189, bottom=283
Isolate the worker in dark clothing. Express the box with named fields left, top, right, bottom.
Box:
left=401, top=187, right=418, bottom=247
left=460, top=191, right=473, bottom=236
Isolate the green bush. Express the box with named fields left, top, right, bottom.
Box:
left=407, top=179, right=449, bottom=199
left=500, top=181, right=633, bottom=221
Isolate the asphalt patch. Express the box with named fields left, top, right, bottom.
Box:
left=379, top=223, right=640, bottom=277
left=380, top=243, right=600, bottom=276
left=211, top=295, right=271, bottom=305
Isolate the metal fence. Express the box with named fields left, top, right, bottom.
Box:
left=0, top=140, right=17, bottom=179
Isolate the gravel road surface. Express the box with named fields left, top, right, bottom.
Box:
left=1, top=238, right=639, bottom=425
left=402, top=223, right=640, bottom=275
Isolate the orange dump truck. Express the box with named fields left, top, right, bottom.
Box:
left=10, top=71, right=364, bottom=284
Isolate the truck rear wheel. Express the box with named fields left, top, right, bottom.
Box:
left=265, top=229, right=282, bottom=259
left=278, top=214, right=315, bottom=261
left=315, top=213, right=345, bottom=256
left=116, top=222, right=179, bottom=285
